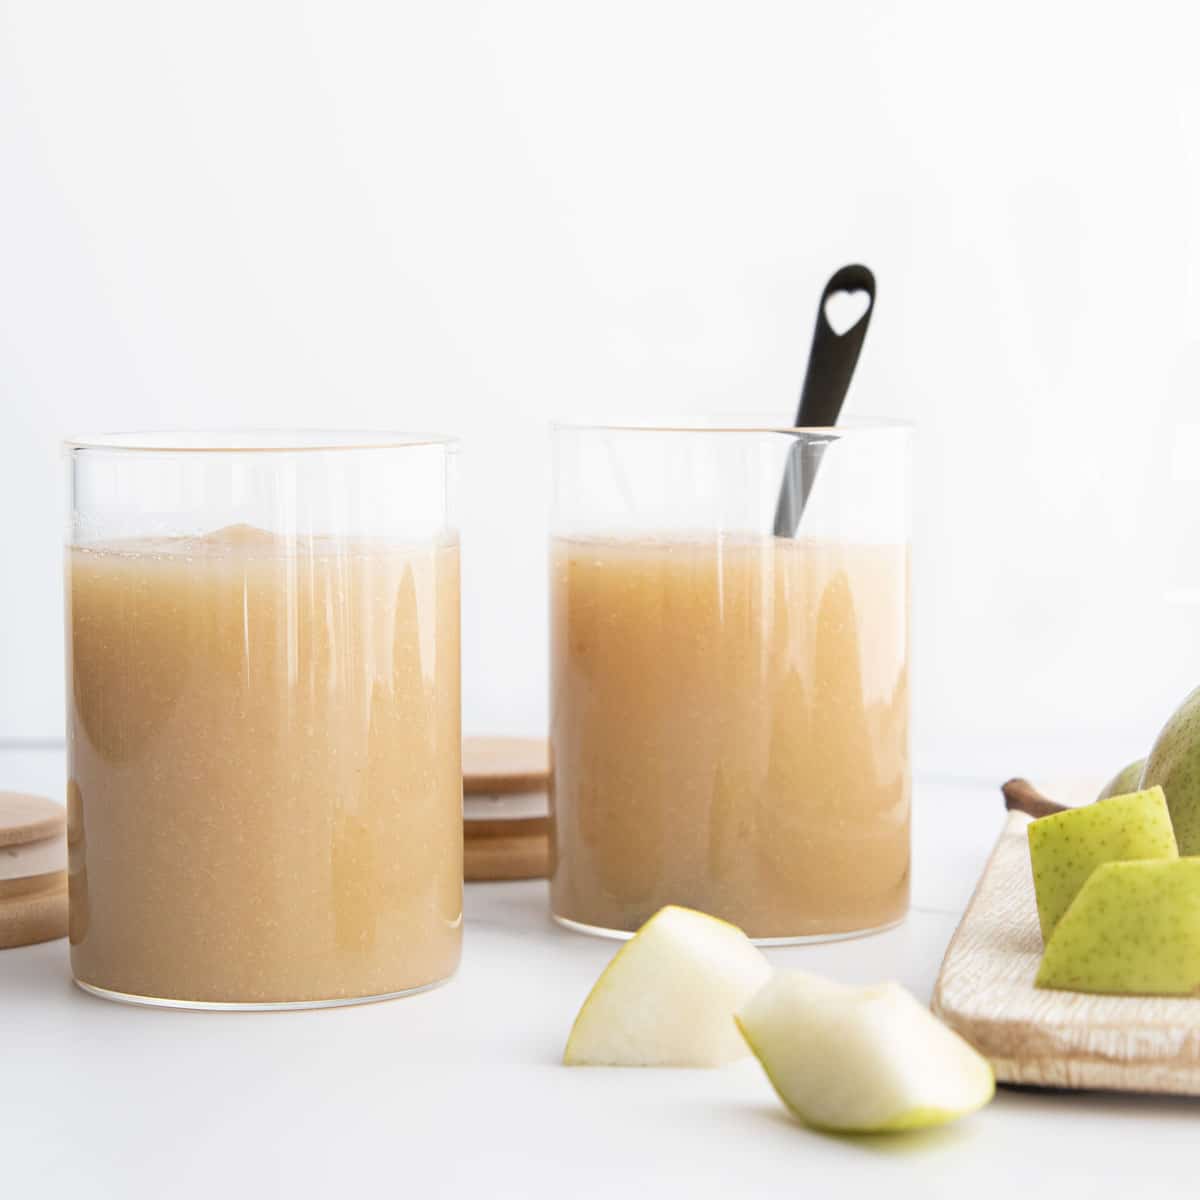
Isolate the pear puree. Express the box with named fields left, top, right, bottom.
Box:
left=66, top=524, right=461, bottom=1004
left=550, top=535, right=909, bottom=939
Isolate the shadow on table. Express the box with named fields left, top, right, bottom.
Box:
left=999, top=1081, right=1200, bottom=1116
left=727, top=1102, right=981, bottom=1156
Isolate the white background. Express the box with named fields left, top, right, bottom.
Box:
left=4, top=0, right=1200, bottom=777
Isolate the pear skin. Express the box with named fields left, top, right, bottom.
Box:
left=1036, top=858, right=1200, bottom=996
left=1027, top=786, right=1177, bottom=942
left=1142, top=686, right=1200, bottom=855
left=1096, top=758, right=1146, bottom=802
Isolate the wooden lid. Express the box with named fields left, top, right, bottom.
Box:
left=0, top=834, right=66, bottom=886
left=0, top=792, right=68, bottom=948
left=464, top=828, right=550, bottom=882
left=0, top=792, right=65, bottom=848
left=463, top=737, right=549, bottom=796
left=0, top=881, right=68, bottom=950
left=462, top=737, right=550, bottom=881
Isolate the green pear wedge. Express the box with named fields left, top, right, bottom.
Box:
left=1036, top=858, right=1200, bottom=995
left=1096, top=759, right=1146, bottom=801
left=736, top=972, right=994, bottom=1133
left=1142, top=687, right=1200, bottom=855
left=1027, top=786, right=1177, bottom=941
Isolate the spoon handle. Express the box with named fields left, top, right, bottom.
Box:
left=773, top=264, right=876, bottom=536
left=797, top=263, right=876, bottom=426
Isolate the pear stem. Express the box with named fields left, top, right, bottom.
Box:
left=1001, top=778, right=1067, bottom=819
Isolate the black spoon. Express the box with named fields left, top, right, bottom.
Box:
left=772, top=264, right=876, bottom=536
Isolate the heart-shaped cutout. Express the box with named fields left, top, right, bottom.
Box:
left=824, top=289, right=871, bottom=336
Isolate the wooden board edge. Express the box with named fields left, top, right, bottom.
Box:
left=987, top=1054, right=1200, bottom=1096
left=931, top=809, right=1200, bottom=1098
left=930, top=810, right=1029, bottom=1024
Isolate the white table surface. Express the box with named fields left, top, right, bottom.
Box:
left=2, top=746, right=1196, bottom=1198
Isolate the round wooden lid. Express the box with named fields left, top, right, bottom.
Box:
left=463, top=737, right=550, bottom=881
left=0, top=792, right=68, bottom=948
left=0, top=834, right=66, bottom=886
left=0, top=792, right=65, bottom=849
left=464, top=828, right=550, bottom=882
left=0, top=882, right=68, bottom=950
left=463, top=737, right=549, bottom=796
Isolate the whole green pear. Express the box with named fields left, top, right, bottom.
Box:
left=1096, top=758, right=1146, bottom=801
left=1141, top=686, right=1200, bottom=855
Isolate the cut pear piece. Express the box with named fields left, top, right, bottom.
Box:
left=1027, top=786, right=1177, bottom=941
left=563, top=905, right=771, bottom=1067
left=1036, top=857, right=1200, bottom=996
left=736, top=972, right=994, bottom=1133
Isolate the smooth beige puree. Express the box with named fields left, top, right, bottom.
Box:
left=67, top=524, right=461, bottom=1004
left=550, top=534, right=909, bottom=939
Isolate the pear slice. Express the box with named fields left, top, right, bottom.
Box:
left=736, top=972, right=995, bottom=1133
left=1027, top=786, right=1177, bottom=941
left=563, top=905, right=771, bottom=1067
left=1036, top=857, right=1200, bottom=996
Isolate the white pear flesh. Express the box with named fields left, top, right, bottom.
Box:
left=736, top=972, right=995, bottom=1133
left=563, top=905, right=771, bottom=1067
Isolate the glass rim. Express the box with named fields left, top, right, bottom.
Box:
left=549, top=416, right=911, bottom=436
left=62, top=429, right=459, bottom=454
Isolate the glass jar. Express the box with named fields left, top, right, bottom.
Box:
left=65, top=432, right=461, bottom=1008
left=549, top=421, right=911, bottom=943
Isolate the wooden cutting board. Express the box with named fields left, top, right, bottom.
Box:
left=931, top=810, right=1200, bottom=1096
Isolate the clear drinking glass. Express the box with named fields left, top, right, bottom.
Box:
left=549, top=421, right=912, bottom=943
left=64, top=432, right=461, bottom=1009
